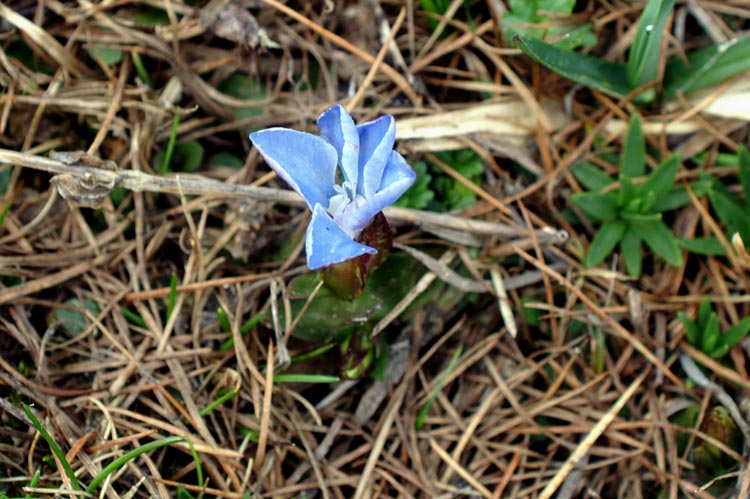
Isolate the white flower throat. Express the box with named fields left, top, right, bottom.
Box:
left=328, top=180, right=366, bottom=232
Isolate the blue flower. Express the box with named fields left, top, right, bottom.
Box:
left=250, top=104, right=416, bottom=270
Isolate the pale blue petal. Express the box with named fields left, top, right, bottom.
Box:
left=335, top=151, right=416, bottom=234
left=306, top=204, right=377, bottom=270
left=316, top=105, right=360, bottom=186
left=357, top=115, right=396, bottom=199
left=250, top=128, right=337, bottom=210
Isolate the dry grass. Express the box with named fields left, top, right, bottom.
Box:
left=0, top=0, right=749, bottom=498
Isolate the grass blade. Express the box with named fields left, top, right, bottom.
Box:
left=22, top=404, right=81, bottom=491
left=86, top=436, right=185, bottom=494
left=415, top=345, right=463, bottom=430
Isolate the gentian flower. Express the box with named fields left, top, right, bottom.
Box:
left=249, top=104, right=416, bottom=270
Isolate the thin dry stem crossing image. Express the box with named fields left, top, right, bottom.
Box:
left=0, top=0, right=749, bottom=498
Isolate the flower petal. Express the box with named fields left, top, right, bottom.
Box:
left=316, top=105, right=360, bottom=186
left=250, top=128, right=337, bottom=210
left=306, top=204, right=377, bottom=270
left=335, top=150, right=416, bottom=234
left=357, top=115, right=396, bottom=199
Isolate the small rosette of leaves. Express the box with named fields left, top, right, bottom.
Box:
left=502, top=0, right=596, bottom=51
left=710, top=153, right=750, bottom=242
left=572, top=114, right=687, bottom=277
left=678, top=297, right=750, bottom=360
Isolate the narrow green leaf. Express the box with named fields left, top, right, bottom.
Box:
left=677, top=237, right=726, bottom=256
left=572, top=192, right=619, bottom=220
left=131, top=51, right=153, bottom=88
left=652, top=179, right=713, bottom=212
left=708, top=190, right=747, bottom=236
left=702, top=313, right=720, bottom=354
left=584, top=219, right=627, bottom=267
left=621, top=114, right=646, bottom=178
left=22, top=405, right=81, bottom=491
left=621, top=211, right=660, bottom=222
left=572, top=162, right=615, bottom=191
left=619, top=175, right=640, bottom=209
left=87, top=436, right=185, bottom=494
left=514, top=35, right=631, bottom=98
left=216, top=308, right=231, bottom=333
left=121, top=307, right=148, bottom=328
left=664, top=37, right=750, bottom=97
left=199, top=390, right=237, bottom=416
left=166, top=273, right=178, bottom=321
left=739, top=145, right=750, bottom=206
left=620, top=229, right=643, bottom=277
left=627, top=0, right=676, bottom=90
left=637, top=190, right=657, bottom=214
left=697, top=297, right=712, bottom=326
left=186, top=438, right=204, bottom=498
left=273, top=374, right=340, bottom=384
left=629, top=217, right=683, bottom=266
left=159, top=114, right=181, bottom=175
left=415, top=345, right=463, bottom=430
left=719, top=318, right=750, bottom=350
left=678, top=311, right=700, bottom=346
left=709, top=344, right=730, bottom=359
left=641, top=153, right=680, bottom=199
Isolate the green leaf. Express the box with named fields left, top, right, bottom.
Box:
left=620, top=114, right=646, bottom=178
left=709, top=343, right=730, bottom=359
left=502, top=1, right=596, bottom=50
left=273, top=374, right=340, bottom=383
left=572, top=192, right=619, bottom=220
left=739, top=145, right=750, bottom=206
left=209, top=152, right=245, bottom=169
left=621, top=211, right=661, bottom=223
left=514, top=35, right=632, bottom=99
left=87, top=45, right=123, bottom=66
left=217, top=74, right=266, bottom=122
left=697, top=297, right=712, bottom=326
left=394, top=160, right=434, bottom=209
left=702, top=313, right=721, bottom=354
left=22, top=405, right=81, bottom=491
left=134, top=6, right=170, bottom=25
left=678, top=311, right=700, bottom=346
left=719, top=318, right=750, bottom=350
left=584, top=219, right=627, bottom=267
left=664, top=37, right=750, bottom=97
left=628, top=216, right=683, bottom=266
left=572, top=162, right=615, bottom=191
left=637, top=190, right=657, bottom=214
left=641, top=153, right=680, bottom=199
left=620, top=229, right=643, bottom=277
left=626, top=0, right=675, bottom=93
left=284, top=254, right=420, bottom=342
left=54, top=297, right=101, bottom=336
left=651, top=179, right=713, bottom=212
left=677, top=237, right=726, bottom=256
left=177, top=485, right=197, bottom=499
left=415, top=345, right=463, bottom=430
left=708, top=189, right=747, bottom=236
left=554, top=23, right=597, bottom=51
left=86, top=436, right=184, bottom=494
left=619, top=176, right=640, bottom=210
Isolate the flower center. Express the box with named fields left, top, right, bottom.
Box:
left=327, top=181, right=366, bottom=233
